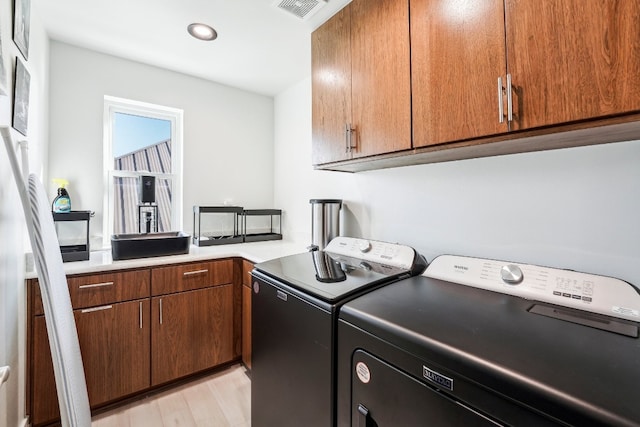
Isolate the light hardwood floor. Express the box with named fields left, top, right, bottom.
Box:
left=91, top=365, right=251, bottom=427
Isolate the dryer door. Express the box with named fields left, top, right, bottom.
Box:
left=351, top=350, right=502, bottom=426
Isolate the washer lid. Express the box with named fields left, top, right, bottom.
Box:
left=254, top=251, right=407, bottom=302
left=254, top=237, right=421, bottom=302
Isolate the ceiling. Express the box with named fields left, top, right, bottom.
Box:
left=35, top=0, right=350, bottom=97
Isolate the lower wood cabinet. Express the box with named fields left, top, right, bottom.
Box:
left=151, top=284, right=234, bottom=385
left=28, top=258, right=242, bottom=427
left=31, top=298, right=151, bottom=426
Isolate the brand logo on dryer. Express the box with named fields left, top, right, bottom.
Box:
left=454, top=265, right=468, bottom=272
left=423, top=365, right=453, bottom=391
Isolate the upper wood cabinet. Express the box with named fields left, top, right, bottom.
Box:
left=411, top=0, right=640, bottom=147
left=411, top=0, right=508, bottom=145
left=504, top=0, right=640, bottom=130
left=311, top=0, right=412, bottom=165
left=312, top=6, right=351, bottom=164
left=315, top=0, right=640, bottom=171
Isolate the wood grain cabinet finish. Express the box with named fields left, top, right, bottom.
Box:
left=312, top=5, right=352, bottom=164
left=314, top=0, right=640, bottom=171
left=32, top=269, right=150, bottom=315
left=31, top=298, right=150, bottom=426
left=412, top=0, right=640, bottom=147
left=151, top=284, right=234, bottom=385
left=411, top=0, right=508, bottom=146
left=504, top=0, right=640, bottom=131
left=241, top=260, right=254, bottom=370
left=28, top=259, right=240, bottom=426
left=311, top=0, right=411, bottom=165
left=151, top=259, right=234, bottom=296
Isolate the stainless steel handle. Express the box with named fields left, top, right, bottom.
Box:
left=139, top=301, right=143, bottom=329
left=81, top=305, right=113, bottom=314
left=498, top=76, right=504, bottom=123
left=506, top=73, right=513, bottom=122
left=78, top=281, right=114, bottom=289
left=345, top=123, right=351, bottom=153
left=159, top=299, right=163, bottom=325
left=183, top=269, right=208, bottom=277
left=348, top=125, right=355, bottom=152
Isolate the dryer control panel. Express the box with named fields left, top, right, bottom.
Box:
left=424, top=255, right=640, bottom=322
left=324, top=236, right=417, bottom=270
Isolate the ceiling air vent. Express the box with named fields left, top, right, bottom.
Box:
left=273, top=0, right=327, bottom=20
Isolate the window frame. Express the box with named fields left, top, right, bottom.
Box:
left=102, top=95, right=184, bottom=247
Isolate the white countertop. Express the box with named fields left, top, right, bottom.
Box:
left=25, top=240, right=307, bottom=279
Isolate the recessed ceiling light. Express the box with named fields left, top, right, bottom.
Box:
left=187, top=23, right=218, bottom=41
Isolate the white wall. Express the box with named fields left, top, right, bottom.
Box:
left=48, top=42, right=275, bottom=247
left=274, top=77, right=640, bottom=286
left=0, top=0, right=49, bottom=425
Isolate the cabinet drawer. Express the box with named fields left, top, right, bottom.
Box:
left=33, top=269, right=151, bottom=315
left=151, top=259, right=234, bottom=296
left=242, top=260, right=255, bottom=288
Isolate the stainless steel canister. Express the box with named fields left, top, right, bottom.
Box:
left=309, top=199, right=342, bottom=251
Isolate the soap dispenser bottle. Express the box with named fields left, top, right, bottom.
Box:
left=52, top=179, right=71, bottom=213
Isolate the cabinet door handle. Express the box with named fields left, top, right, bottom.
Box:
left=349, top=125, right=356, bottom=152
left=506, top=73, right=513, bottom=122
left=78, top=281, right=114, bottom=289
left=183, top=269, right=208, bottom=277
left=159, top=298, right=163, bottom=325
left=139, top=301, right=143, bottom=329
left=497, top=76, right=504, bottom=123
left=345, top=123, right=351, bottom=153
left=81, top=305, right=113, bottom=314
left=345, top=123, right=356, bottom=153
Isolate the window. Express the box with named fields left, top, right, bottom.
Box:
left=103, top=96, right=183, bottom=246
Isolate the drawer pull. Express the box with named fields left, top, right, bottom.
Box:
left=81, top=305, right=113, bottom=314
left=183, top=269, right=208, bottom=277
left=78, top=281, right=114, bottom=289
left=139, top=302, right=143, bottom=329
left=159, top=299, right=163, bottom=325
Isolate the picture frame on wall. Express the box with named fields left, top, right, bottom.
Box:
left=13, top=0, right=31, bottom=60
left=13, top=58, right=30, bottom=136
left=0, top=22, right=8, bottom=95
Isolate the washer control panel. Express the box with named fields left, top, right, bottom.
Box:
left=324, top=236, right=416, bottom=270
left=424, top=255, right=640, bottom=322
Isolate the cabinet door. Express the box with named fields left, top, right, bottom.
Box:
left=31, top=299, right=151, bottom=426
left=351, top=0, right=412, bottom=158
left=411, top=0, right=508, bottom=146
left=242, top=284, right=252, bottom=370
left=241, top=261, right=254, bottom=369
left=505, top=0, right=640, bottom=130
left=151, top=285, right=234, bottom=386
left=312, top=6, right=352, bottom=164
